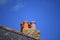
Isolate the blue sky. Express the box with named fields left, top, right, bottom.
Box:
left=0, top=0, right=60, bottom=40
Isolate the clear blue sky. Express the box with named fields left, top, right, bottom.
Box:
left=0, top=0, right=60, bottom=40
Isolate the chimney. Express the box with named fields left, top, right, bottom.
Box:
left=30, top=21, right=36, bottom=30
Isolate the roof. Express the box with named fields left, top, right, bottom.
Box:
left=0, top=26, right=40, bottom=40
